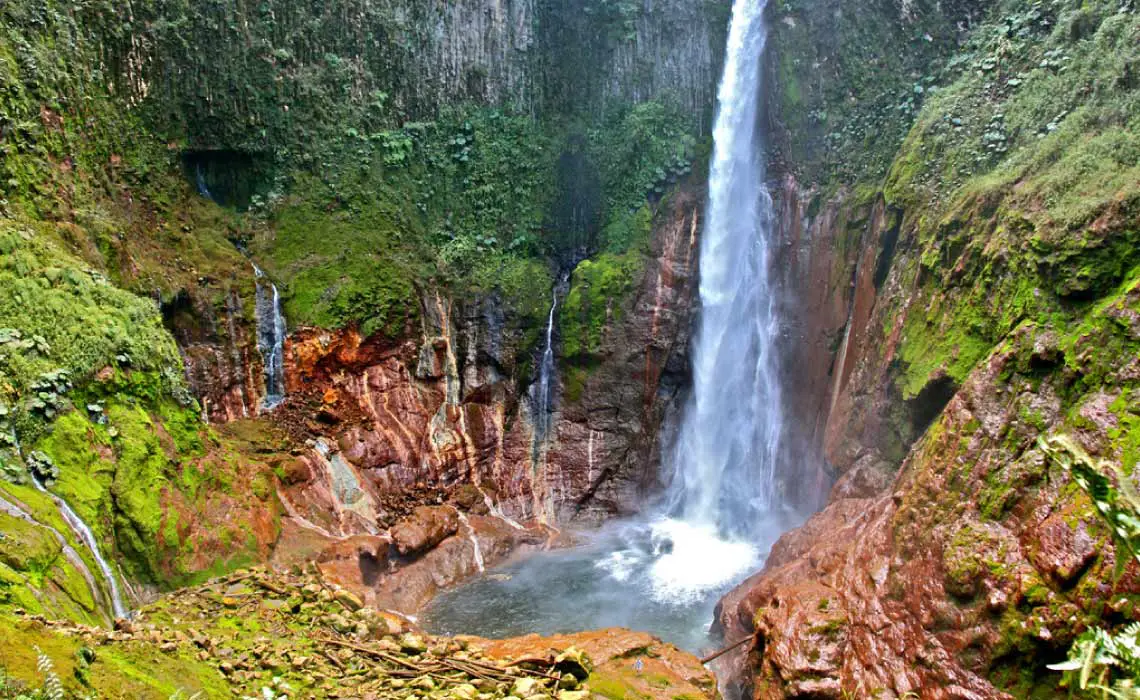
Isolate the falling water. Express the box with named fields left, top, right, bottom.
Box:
left=532, top=283, right=560, bottom=442
left=668, top=0, right=781, bottom=534
left=253, top=264, right=287, bottom=411
left=29, top=476, right=128, bottom=619
left=424, top=0, right=791, bottom=651
left=195, top=164, right=211, bottom=199
left=456, top=511, right=485, bottom=573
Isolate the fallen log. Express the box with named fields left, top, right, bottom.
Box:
left=700, top=635, right=754, bottom=665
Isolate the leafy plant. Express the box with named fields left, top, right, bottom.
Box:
left=1049, top=624, right=1140, bottom=699
left=35, top=647, right=63, bottom=700
left=1041, top=435, right=1140, bottom=697
left=1039, top=435, right=1140, bottom=564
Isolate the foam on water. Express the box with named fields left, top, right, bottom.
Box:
left=645, top=519, right=761, bottom=604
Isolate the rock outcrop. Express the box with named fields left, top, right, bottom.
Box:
left=264, top=186, right=701, bottom=536
left=717, top=291, right=1140, bottom=698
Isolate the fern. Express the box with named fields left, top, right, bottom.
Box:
left=1042, top=436, right=1140, bottom=697
left=33, top=647, right=64, bottom=700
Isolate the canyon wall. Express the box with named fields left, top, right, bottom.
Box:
left=268, top=184, right=701, bottom=532
left=0, top=0, right=715, bottom=623
left=718, top=0, right=1140, bottom=697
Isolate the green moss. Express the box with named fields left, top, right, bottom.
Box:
left=0, top=507, right=102, bottom=624
left=559, top=205, right=653, bottom=362
left=560, top=251, right=643, bottom=361
left=897, top=299, right=993, bottom=399
left=0, top=222, right=188, bottom=446
left=0, top=613, right=228, bottom=698
left=587, top=673, right=637, bottom=700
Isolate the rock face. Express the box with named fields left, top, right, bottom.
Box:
left=267, top=186, right=701, bottom=533
left=137, top=0, right=724, bottom=149
left=715, top=171, right=1140, bottom=698
left=712, top=0, right=1140, bottom=694
left=717, top=297, right=1140, bottom=698
left=391, top=506, right=460, bottom=556
left=166, top=286, right=266, bottom=423
left=715, top=141, right=1140, bottom=700
left=214, top=185, right=702, bottom=612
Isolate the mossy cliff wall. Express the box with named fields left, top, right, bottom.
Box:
left=717, top=0, right=1140, bottom=696
left=0, top=0, right=719, bottom=625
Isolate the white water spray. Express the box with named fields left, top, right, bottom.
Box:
left=644, top=0, right=783, bottom=599
left=670, top=0, right=780, bottom=533
left=253, top=264, right=287, bottom=411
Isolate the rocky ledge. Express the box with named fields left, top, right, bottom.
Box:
left=0, top=567, right=717, bottom=700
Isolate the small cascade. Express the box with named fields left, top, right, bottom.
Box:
left=0, top=492, right=107, bottom=617
left=29, top=476, right=127, bottom=619
left=456, top=511, right=485, bottom=573
left=253, top=264, right=287, bottom=411
left=195, top=164, right=212, bottom=199
left=533, top=284, right=560, bottom=442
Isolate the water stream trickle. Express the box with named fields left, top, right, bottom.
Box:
left=425, top=0, right=796, bottom=655
left=30, top=476, right=128, bottom=619
left=253, top=264, right=287, bottom=411
left=533, top=283, right=560, bottom=443
left=195, top=164, right=211, bottom=200
left=456, top=511, right=485, bottom=573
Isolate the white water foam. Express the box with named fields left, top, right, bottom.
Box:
left=593, top=519, right=760, bottom=605
left=645, top=519, right=761, bottom=604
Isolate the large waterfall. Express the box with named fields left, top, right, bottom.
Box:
left=625, top=0, right=783, bottom=605
left=668, top=0, right=780, bottom=534
left=425, top=0, right=789, bottom=649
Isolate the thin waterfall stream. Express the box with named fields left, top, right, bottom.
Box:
left=30, top=475, right=128, bottom=619
left=423, top=0, right=801, bottom=655
left=253, top=264, right=287, bottom=411
left=534, top=283, right=560, bottom=442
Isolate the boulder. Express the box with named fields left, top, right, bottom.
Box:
left=314, top=535, right=389, bottom=590
left=390, top=506, right=459, bottom=556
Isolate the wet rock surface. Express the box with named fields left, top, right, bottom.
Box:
left=716, top=281, right=1140, bottom=698
left=257, top=187, right=701, bottom=538
left=392, top=506, right=461, bottom=557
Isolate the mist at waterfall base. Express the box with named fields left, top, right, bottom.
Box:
left=424, top=0, right=796, bottom=653
left=422, top=513, right=793, bottom=652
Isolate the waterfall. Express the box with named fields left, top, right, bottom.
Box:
left=668, top=0, right=780, bottom=533
left=423, top=0, right=794, bottom=648
left=638, top=0, right=782, bottom=601
left=29, top=476, right=128, bottom=619
left=532, top=283, right=560, bottom=442
left=253, top=264, right=287, bottom=411
left=195, top=164, right=212, bottom=199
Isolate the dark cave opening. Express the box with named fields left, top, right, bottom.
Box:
left=181, top=149, right=270, bottom=210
